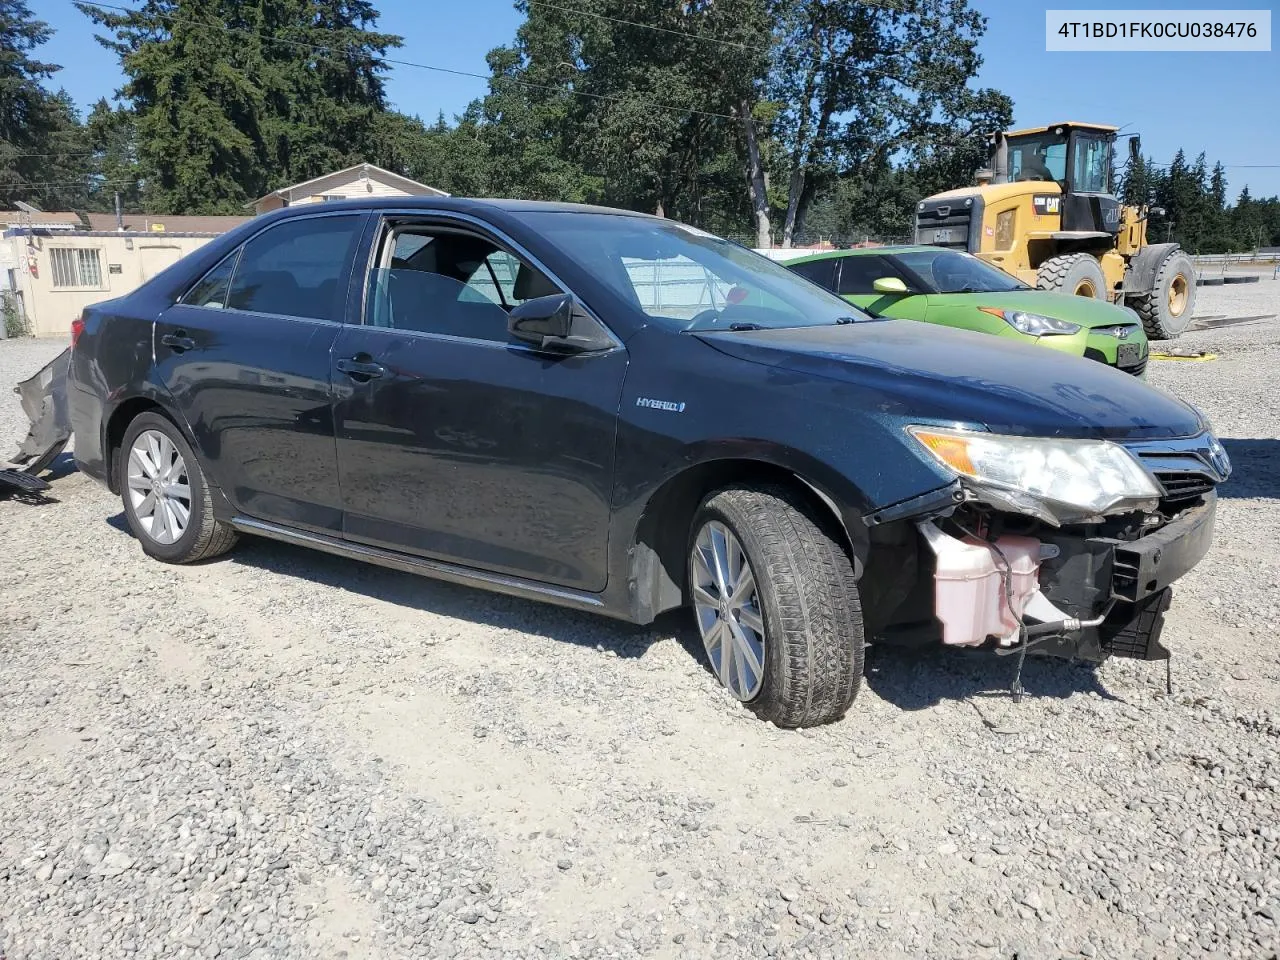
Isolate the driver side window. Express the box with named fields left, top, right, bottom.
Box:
left=367, top=226, right=561, bottom=342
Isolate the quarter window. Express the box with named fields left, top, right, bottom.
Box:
left=182, top=251, right=239, bottom=309
left=226, top=215, right=361, bottom=322
left=787, top=258, right=837, bottom=291
left=50, top=248, right=103, bottom=288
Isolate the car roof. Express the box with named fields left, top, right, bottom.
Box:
left=786, top=245, right=942, bottom=262
left=262, top=196, right=661, bottom=221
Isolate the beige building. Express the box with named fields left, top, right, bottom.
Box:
left=2, top=164, right=445, bottom=338
left=1, top=213, right=249, bottom=338
left=249, top=162, right=447, bottom=215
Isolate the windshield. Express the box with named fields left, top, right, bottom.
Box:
left=893, top=249, right=1028, bottom=294
left=519, top=212, right=873, bottom=331
left=1008, top=133, right=1067, bottom=183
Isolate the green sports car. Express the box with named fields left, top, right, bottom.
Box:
left=784, top=245, right=1149, bottom=376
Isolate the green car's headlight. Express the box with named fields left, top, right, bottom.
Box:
left=979, top=307, right=1081, bottom=337
left=909, top=426, right=1161, bottom=521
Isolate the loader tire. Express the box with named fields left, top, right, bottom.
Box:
left=1036, top=253, right=1108, bottom=300
left=1131, top=251, right=1197, bottom=340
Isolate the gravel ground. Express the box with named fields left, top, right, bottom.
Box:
left=2, top=281, right=1278, bottom=960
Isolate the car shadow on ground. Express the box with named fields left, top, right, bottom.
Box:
left=862, top=643, right=1125, bottom=712
left=103, top=513, right=1135, bottom=710
left=1219, top=438, right=1280, bottom=499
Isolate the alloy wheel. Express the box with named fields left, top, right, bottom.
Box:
left=126, top=429, right=192, bottom=545
left=691, top=520, right=766, bottom=701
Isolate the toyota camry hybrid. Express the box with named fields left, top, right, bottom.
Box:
left=68, top=198, right=1230, bottom=727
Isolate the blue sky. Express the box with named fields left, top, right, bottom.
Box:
left=38, top=0, right=1280, bottom=199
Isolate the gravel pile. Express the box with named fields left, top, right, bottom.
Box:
left=2, top=281, right=1278, bottom=960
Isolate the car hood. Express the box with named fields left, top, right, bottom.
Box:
left=939, top=289, right=1139, bottom=328
left=696, top=320, right=1201, bottom=440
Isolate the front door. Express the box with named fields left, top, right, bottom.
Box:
left=332, top=215, right=627, bottom=592
left=153, top=211, right=366, bottom=533
left=833, top=255, right=923, bottom=319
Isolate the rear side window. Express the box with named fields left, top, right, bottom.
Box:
left=182, top=251, right=239, bottom=308
left=787, top=258, right=836, bottom=291
left=226, top=215, right=361, bottom=322
left=836, top=256, right=898, bottom=295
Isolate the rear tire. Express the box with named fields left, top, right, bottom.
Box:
left=118, top=412, right=238, bottom=564
left=1036, top=253, right=1107, bottom=300
left=1131, top=251, right=1197, bottom=339
left=688, top=484, right=864, bottom=728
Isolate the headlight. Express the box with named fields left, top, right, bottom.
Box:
left=979, top=307, right=1080, bottom=336
left=909, top=426, right=1161, bottom=522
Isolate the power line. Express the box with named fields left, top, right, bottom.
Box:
left=76, top=0, right=739, bottom=121
left=2, top=152, right=97, bottom=158
left=2, top=179, right=138, bottom=188
left=526, top=0, right=915, bottom=75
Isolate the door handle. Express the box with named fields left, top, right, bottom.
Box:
left=336, top=357, right=388, bottom=380
left=160, top=331, right=196, bottom=352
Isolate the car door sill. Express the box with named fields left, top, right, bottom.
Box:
left=229, top=516, right=607, bottom=613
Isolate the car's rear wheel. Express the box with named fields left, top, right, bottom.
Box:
left=688, top=485, right=863, bottom=728
left=118, top=412, right=238, bottom=563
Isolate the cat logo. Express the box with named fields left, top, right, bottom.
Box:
left=1032, top=195, right=1061, bottom=216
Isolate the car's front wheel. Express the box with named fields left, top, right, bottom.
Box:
left=688, top=485, right=864, bottom=727
left=118, top=411, right=238, bottom=563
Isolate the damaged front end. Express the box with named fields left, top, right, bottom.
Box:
left=864, top=428, right=1230, bottom=667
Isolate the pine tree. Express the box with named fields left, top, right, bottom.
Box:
left=78, top=0, right=402, bottom=213
left=0, top=0, right=92, bottom=208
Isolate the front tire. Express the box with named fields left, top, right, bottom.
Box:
left=1036, top=253, right=1107, bottom=300
left=1131, top=250, right=1197, bottom=339
left=688, top=485, right=864, bottom=728
left=118, top=411, right=238, bottom=563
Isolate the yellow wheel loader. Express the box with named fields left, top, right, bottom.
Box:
left=916, top=122, right=1196, bottom=339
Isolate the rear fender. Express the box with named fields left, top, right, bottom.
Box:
left=1122, top=243, right=1180, bottom=293
left=101, top=380, right=234, bottom=520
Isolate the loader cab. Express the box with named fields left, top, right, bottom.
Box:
left=997, top=123, right=1121, bottom=236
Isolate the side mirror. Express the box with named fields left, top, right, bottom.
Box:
left=1128, top=136, right=1141, bottom=162
left=508, top=293, right=613, bottom=353
left=873, top=276, right=908, bottom=295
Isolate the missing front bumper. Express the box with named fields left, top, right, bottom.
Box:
left=1030, top=495, right=1216, bottom=662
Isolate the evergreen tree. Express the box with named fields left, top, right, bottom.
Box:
left=78, top=0, right=402, bottom=213
left=0, top=0, right=93, bottom=208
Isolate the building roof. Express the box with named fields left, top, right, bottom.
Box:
left=84, top=213, right=250, bottom=234
left=249, top=162, right=448, bottom=208
left=0, top=210, right=84, bottom=230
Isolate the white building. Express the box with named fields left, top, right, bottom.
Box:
left=249, top=163, right=447, bottom=215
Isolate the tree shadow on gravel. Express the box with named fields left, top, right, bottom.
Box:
left=1218, top=438, right=1280, bottom=499
left=863, top=643, right=1126, bottom=711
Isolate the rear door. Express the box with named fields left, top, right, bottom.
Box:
left=332, top=213, right=627, bottom=591
left=153, top=211, right=366, bottom=533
